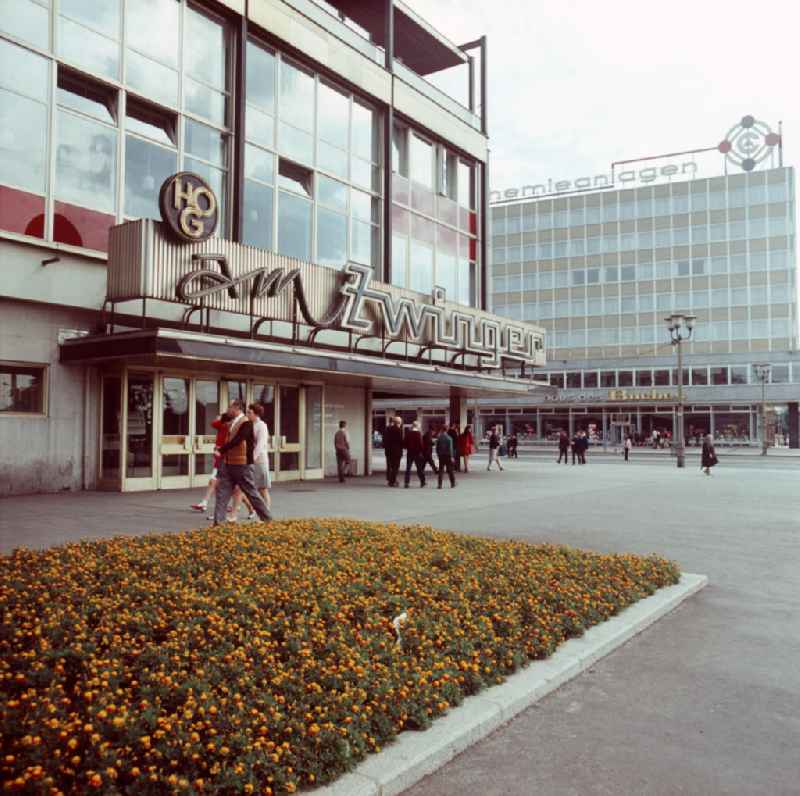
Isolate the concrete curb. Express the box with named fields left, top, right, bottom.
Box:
left=315, top=573, right=708, bottom=796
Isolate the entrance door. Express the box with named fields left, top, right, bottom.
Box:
left=160, top=376, right=192, bottom=488
left=124, top=372, right=156, bottom=491
left=192, top=379, right=220, bottom=487
left=277, top=385, right=301, bottom=480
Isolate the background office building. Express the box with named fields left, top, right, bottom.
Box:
left=488, top=160, right=799, bottom=447
left=0, top=0, right=545, bottom=495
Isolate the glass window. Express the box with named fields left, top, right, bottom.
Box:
left=127, top=48, right=178, bottom=105
left=278, top=190, right=311, bottom=261
left=351, top=217, right=377, bottom=267
left=278, top=59, right=314, bottom=164
left=0, top=363, right=45, bottom=413
left=243, top=179, right=273, bottom=250
left=317, top=206, right=347, bottom=268
left=392, top=121, right=408, bottom=177
left=184, top=118, right=225, bottom=167
left=58, top=5, right=120, bottom=80
left=605, top=296, right=620, bottom=314
left=278, top=159, right=312, bottom=197
left=638, top=293, right=654, bottom=311
left=571, top=269, right=585, bottom=285
left=691, top=368, right=708, bottom=385
left=730, top=366, right=748, bottom=384
left=437, top=225, right=458, bottom=298
left=0, top=0, right=49, bottom=49
left=124, top=134, right=176, bottom=220
left=55, top=110, right=117, bottom=213
left=411, top=134, right=433, bottom=189
left=185, top=5, right=225, bottom=91
left=410, top=239, right=434, bottom=293
left=771, top=319, right=791, bottom=338
left=583, top=371, right=598, bottom=388
left=771, top=365, right=790, bottom=383
left=620, top=265, right=636, bottom=281
left=318, top=79, right=348, bottom=151
left=246, top=42, right=275, bottom=149
left=127, top=0, right=178, bottom=67
left=636, top=370, right=652, bottom=386
left=0, top=41, right=48, bottom=196
left=710, top=367, right=728, bottom=385
left=654, top=369, right=670, bottom=386
left=618, top=371, right=633, bottom=386
left=600, top=371, right=616, bottom=387
left=750, top=286, right=768, bottom=304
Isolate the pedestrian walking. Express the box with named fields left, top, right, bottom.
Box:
left=624, top=434, right=632, bottom=462
left=436, top=429, right=456, bottom=488
left=421, top=426, right=439, bottom=476
left=507, top=431, right=519, bottom=459
left=334, top=420, right=351, bottom=483
left=191, top=412, right=229, bottom=517
left=403, top=420, right=426, bottom=487
left=248, top=402, right=272, bottom=512
left=212, top=400, right=271, bottom=525
left=487, top=426, right=504, bottom=471
left=448, top=424, right=461, bottom=472
left=571, top=432, right=580, bottom=465
left=557, top=430, right=569, bottom=464
left=383, top=416, right=404, bottom=487
left=701, top=433, right=718, bottom=476
left=578, top=430, right=588, bottom=464
left=459, top=425, right=476, bottom=472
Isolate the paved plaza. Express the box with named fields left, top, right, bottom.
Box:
left=1, top=455, right=799, bottom=794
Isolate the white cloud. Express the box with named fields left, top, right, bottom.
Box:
left=405, top=0, right=799, bottom=191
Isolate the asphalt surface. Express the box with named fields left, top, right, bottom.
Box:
left=1, top=456, right=799, bottom=795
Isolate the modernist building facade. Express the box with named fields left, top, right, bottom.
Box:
left=487, top=156, right=799, bottom=447
left=0, top=0, right=546, bottom=494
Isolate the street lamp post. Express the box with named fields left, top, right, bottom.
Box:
left=664, top=313, right=696, bottom=468
left=753, top=363, right=771, bottom=456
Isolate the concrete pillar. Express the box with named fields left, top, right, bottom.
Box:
left=364, top=387, right=373, bottom=476
left=788, top=402, right=799, bottom=449
left=449, top=390, right=467, bottom=428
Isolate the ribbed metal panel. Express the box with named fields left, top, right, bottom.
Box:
left=107, top=220, right=146, bottom=301
left=104, top=220, right=545, bottom=366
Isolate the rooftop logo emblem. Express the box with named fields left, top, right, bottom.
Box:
left=718, top=116, right=780, bottom=172
left=159, top=172, right=218, bottom=243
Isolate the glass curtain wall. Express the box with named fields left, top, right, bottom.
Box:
left=0, top=1, right=231, bottom=251
left=391, top=120, right=478, bottom=306
left=490, top=168, right=795, bottom=357
left=243, top=39, right=381, bottom=271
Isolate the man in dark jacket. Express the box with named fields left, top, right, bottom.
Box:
left=383, top=416, right=404, bottom=487
left=213, top=400, right=271, bottom=525
left=578, top=430, right=589, bottom=464
left=557, top=430, right=569, bottom=464
left=448, top=424, right=461, bottom=472
left=436, top=430, right=456, bottom=488
left=421, top=427, right=439, bottom=475
left=403, top=420, right=426, bottom=487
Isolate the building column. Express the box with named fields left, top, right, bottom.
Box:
left=449, top=390, right=467, bottom=429
left=568, top=409, right=574, bottom=437
left=709, top=406, right=715, bottom=440
left=601, top=408, right=608, bottom=449
left=788, top=402, right=799, bottom=449
left=364, top=387, right=373, bottom=476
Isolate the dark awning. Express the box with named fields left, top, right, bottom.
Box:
left=60, top=328, right=544, bottom=400
left=322, top=0, right=467, bottom=74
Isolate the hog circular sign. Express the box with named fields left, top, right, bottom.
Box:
left=158, top=172, right=218, bottom=243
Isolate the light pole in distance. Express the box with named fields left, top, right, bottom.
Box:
left=664, top=313, right=696, bottom=468
left=753, top=363, right=771, bottom=456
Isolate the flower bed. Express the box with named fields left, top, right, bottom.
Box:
left=0, top=520, right=679, bottom=794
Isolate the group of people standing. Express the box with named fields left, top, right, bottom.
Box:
left=191, top=399, right=272, bottom=525
left=380, top=418, right=479, bottom=489
left=556, top=429, right=590, bottom=465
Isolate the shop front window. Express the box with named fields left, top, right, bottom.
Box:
left=714, top=412, right=750, bottom=446
left=0, top=363, right=46, bottom=414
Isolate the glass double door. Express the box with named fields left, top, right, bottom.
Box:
left=159, top=376, right=221, bottom=489
left=119, top=371, right=323, bottom=491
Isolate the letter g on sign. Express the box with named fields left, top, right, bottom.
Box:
left=159, top=172, right=218, bottom=243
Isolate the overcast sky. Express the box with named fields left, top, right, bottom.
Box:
left=405, top=0, right=799, bottom=193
